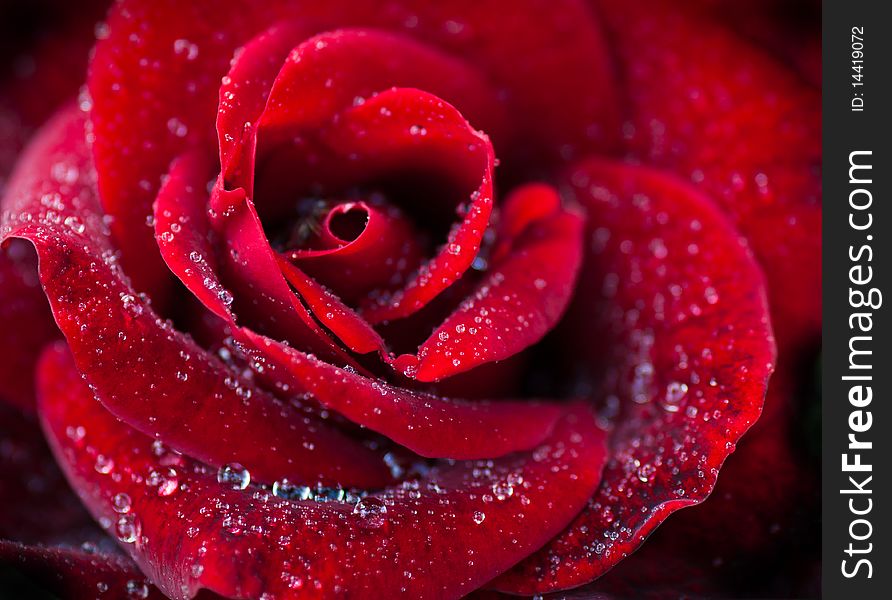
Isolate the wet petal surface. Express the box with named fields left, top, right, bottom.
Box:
left=492, top=159, right=775, bottom=593
left=38, top=344, right=607, bottom=600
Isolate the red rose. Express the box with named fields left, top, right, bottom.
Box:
left=0, top=0, right=819, bottom=598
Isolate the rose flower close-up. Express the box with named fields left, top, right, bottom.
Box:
left=0, top=0, right=821, bottom=598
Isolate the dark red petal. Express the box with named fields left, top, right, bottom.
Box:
left=216, top=21, right=313, bottom=194
left=0, top=541, right=165, bottom=600
left=634, top=364, right=819, bottom=575
left=154, top=153, right=363, bottom=368
left=594, top=0, right=821, bottom=350
left=219, top=26, right=506, bottom=196
left=243, top=330, right=567, bottom=460
left=287, top=201, right=426, bottom=303
left=2, top=109, right=391, bottom=488
left=39, top=346, right=607, bottom=599
left=277, top=256, right=385, bottom=354
left=492, top=159, right=775, bottom=593
left=0, top=404, right=99, bottom=546
left=327, top=89, right=495, bottom=323
left=152, top=153, right=229, bottom=321
left=214, top=86, right=495, bottom=332
left=0, top=240, right=59, bottom=411
left=87, top=0, right=617, bottom=278
left=404, top=184, right=584, bottom=382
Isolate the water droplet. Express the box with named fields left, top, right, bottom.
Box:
left=66, top=425, right=86, bottom=443
left=217, top=463, right=250, bottom=490
left=120, top=294, right=144, bottom=316
left=173, top=39, right=199, bottom=60
left=353, top=497, right=388, bottom=528
left=95, top=454, right=114, bottom=474
left=116, top=515, right=139, bottom=543
left=313, top=486, right=346, bottom=503
left=492, top=481, right=514, bottom=501
left=272, top=479, right=312, bottom=501
left=472, top=511, right=486, bottom=525
left=166, top=117, right=188, bottom=138
left=112, top=492, right=132, bottom=514
left=147, top=467, right=179, bottom=497
left=126, top=580, right=149, bottom=599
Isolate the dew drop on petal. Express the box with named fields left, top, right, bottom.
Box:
left=94, top=454, right=114, bottom=474
left=217, top=463, right=250, bottom=490
left=353, top=497, right=388, bottom=529
left=115, top=515, right=139, bottom=543
left=112, top=492, right=131, bottom=514
left=272, top=479, right=312, bottom=501
left=126, top=580, right=150, bottom=599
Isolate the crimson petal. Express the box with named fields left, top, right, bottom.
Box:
left=492, top=159, right=775, bottom=593
left=277, top=256, right=385, bottom=355
left=88, top=0, right=618, bottom=300
left=154, top=152, right=364, bottom=367
left=2, top=109, right=391, bottom=488
left=0, top=240, right=59, bottom=411
left=220, top=26, right=505, bottom=196
left=0, top=404, right=98, bottom=546
left=38, top=343, right=607, bottom=600
left=287, top=200, right=426, bottom=304
left=0, top=541, right=166, bottom=600
left=403, top=184, right=584, bottom=381
left=593, top=0, right=821, bottom=350
left=242, top=330, right=568, bottom=460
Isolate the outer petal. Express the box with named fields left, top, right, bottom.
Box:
left=593, top=0, right=821, bottom=350
left=0, top=541, right=165, bottom=600
left=492, top=159, right=775, bottom=593
left=38, top=345, right=608, bottom=600
left=0, top=241, right=59, bottom=411
left=2, top=108, right=391, bottom=489
left=0, top=404, right=98, bottom=546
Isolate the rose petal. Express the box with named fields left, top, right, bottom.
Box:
left=154, top=152, right=366, bottom=368
left=492, top=159, right=775, bottom=593
left=594, top=0, right=821, bottom=349
left=2, top=109, right=392, bottom=488
left=38, top=348, right=607, bottom=599
left=219, top=26, right=506, bottom=196
left=218, top=79, right=497, bottom=331
left=277, top=256, right=386, bottom=355
left=0, top=241, right=59, bottom=411
left=0, top=541, right=165, bottom=600
left=403, top=184, right=584, bottom=381
left=636, top=364, right=819, bottom=567
left=326, top=89, right=495, bottom=323
left=148, top=148, right=563, bottom=459
left=287, top=200, right=426, bottom=304
left=0, top=404, right=99, bottom=546
left=88, top=0, right=617, bottom=296
left=242, top=330, right=568, bottom=460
